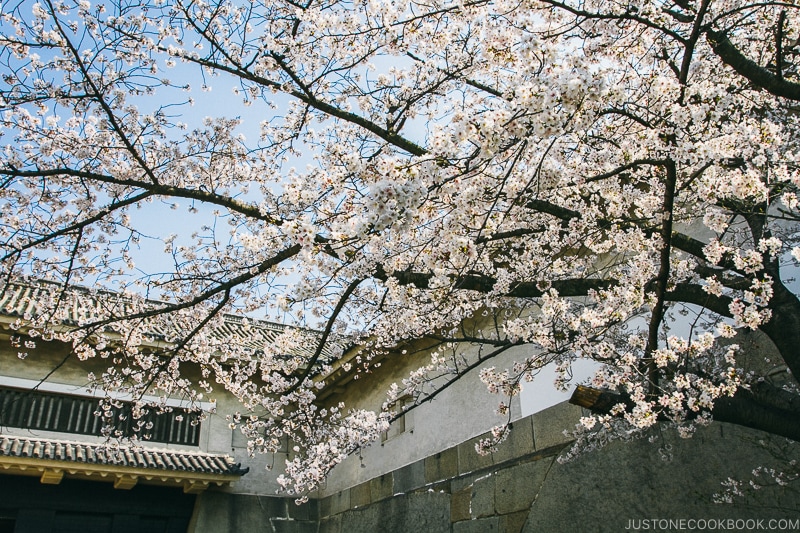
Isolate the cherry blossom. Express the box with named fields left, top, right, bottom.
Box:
left=2, top=0, right=800, bottom=496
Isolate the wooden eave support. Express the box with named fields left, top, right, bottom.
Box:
left=183, top=480, right=210, bottom=494
left=113, top=474, right=138, bottom=490
left=40, top=468, right=64, bottom=485
left=570, top=385, right=627, bottom=413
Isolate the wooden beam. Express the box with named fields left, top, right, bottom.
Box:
left=40, top=469, right=63, bottom=485
left=570, top=385, right=626, bottom=413
left=114, top=475, right=138, bottom=490
left=183, top=480, right=210, bottom=494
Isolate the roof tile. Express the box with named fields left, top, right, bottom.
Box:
left=0, top=280, right=343, bottom=362
left=0, top=435, right=248, bottom=476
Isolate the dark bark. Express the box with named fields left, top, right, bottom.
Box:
left=644, top=160, right=677, bottom=389
left=750, top=381, right=800, bottom=416
left=375, top=265, right=616, bottom=298
left=760, top=279, right=800, bottom=380
left=571, top=384, right=800, bottom=442
left=713, top=388, right=800, bottom=441
left=665, top=283, right=734, bottom=319
left=707, top=29, right=800, bottom=101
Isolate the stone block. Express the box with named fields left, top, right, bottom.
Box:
left=270, top=520, right=317, bottom=533
left=494, top=460, right=552, bottom=515
left=453, top=516, right=501, bottom=533
left=190, top=492, right=296, bottom=533
left=317, top=496, right=332, bottom=519
left=329, top=488, right=351, bottom=515
left=522, top=423, right=800, bottom=532
left=470, top=472, right=496, bottom=519
left=253, top=495, right=288, bottom=519
left=350, top=481, right=371, bottom=509
left=190, top=490, right=231, bottom=533
left=450, top=473, right=476, bottom=494
left=339, top=492, right=451, bottom=533
left=406, top=492, right=452, bottom=533
left=500, top=510, right=529, bottom=533
left=317, top=514, right=341, bottom=533
left=450, top=487, right=472, bottom=523
left=425, top=446, right=459, bottom=484
left=394, top=460, right=425, bottom=494
left=531, top=402, right=582, bottom=450
left=287, top=498, right=316, bottom=521
left=370, top=472, right=394, bottom=502
left=458, top=435, right=495, bottom=474
left=490, top=417, right=534, bottom=465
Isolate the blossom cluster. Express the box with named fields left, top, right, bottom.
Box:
left=1, top=0, right=799, bottom=495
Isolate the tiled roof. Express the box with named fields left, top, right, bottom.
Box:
left=0, top=280, right=343, bottom=362
left=0, top=435, right=248, bottom=476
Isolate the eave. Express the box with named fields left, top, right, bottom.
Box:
left=0, top=435, right=248, bottom=494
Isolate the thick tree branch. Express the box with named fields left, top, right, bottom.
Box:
left=1, top=167, right=281, bottom=224
left=76, top=244, right=302, bottom=332
left=678, top=0, right=711, bottom=86
left=375, top=265, right=616, bottom=298
left=776, top=10, right=787, bottom=81
left=713, top=389, right=800, bottom=442
left=644, top=160, right=677, bottom=388
left=571, top=385, right=800, bottom=442
left=666, top=282, right=734, bottom=318
left=760, top=280, right=800, bottom=380
left=707, top=29, right=800, bottom=100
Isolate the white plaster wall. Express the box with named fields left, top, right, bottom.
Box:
left=317, top=343, right=531, bottom=496
left=0, top=333, right=287, bottom=494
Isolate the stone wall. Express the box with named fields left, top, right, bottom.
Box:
left=318, top=415, right=799, bottom=532
left=188, top=492, right=318, bottom=533
left=192, top=401, right=799, bottom=532
left=316, top=401, right=583, bottom=530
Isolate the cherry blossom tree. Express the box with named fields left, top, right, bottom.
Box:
left=2, top=0, right=800, bottom=496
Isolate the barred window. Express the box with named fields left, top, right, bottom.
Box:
left=0, top=386, right=200, bottom=446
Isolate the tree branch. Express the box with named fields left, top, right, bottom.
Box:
left=707, top=29, right=800, bottom=100
left=571, top=385, right=800, bottom=441
left=375, top=265, right=616, bottom=298
left=1, top=167, right=281, bottom=224
left=644, top=160, right=677, bottom=389
left=285, top=278, right=362, bottom=395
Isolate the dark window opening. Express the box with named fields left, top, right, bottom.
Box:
left=0, top=386, right=200, bottom=446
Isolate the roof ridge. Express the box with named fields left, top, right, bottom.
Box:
left=0, top=279, right=346, bottom=361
